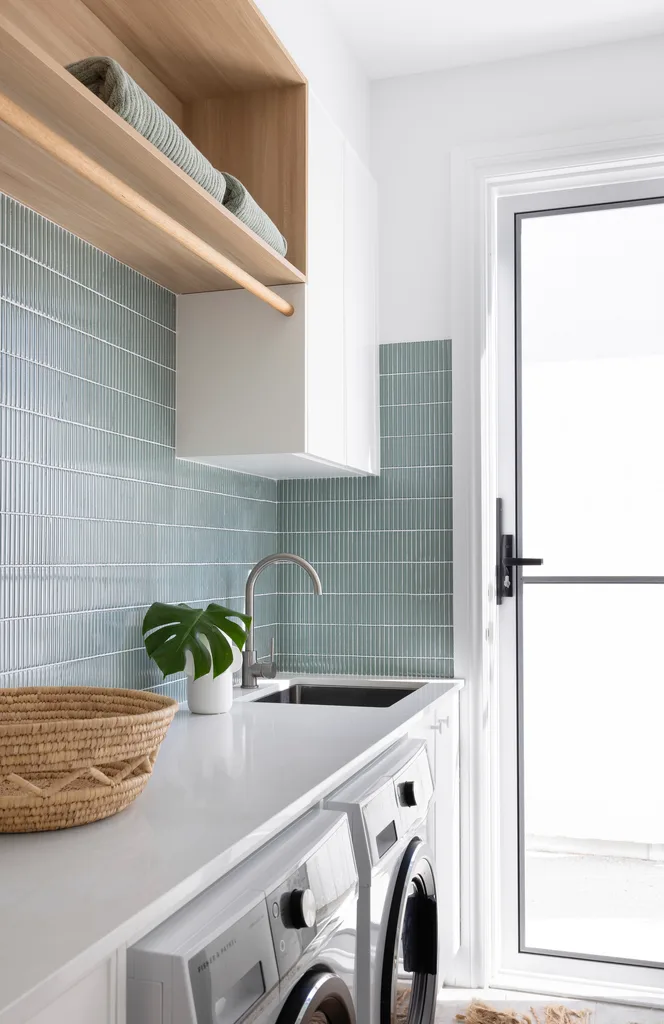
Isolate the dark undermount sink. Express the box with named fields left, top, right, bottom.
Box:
left=255, top=684, right=417, bottom=708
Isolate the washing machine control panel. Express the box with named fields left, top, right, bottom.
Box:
left=397, top=779, right=418, bottom=807
left=126, top=810, right=356, bottom=1024
left=267, top=817, right=357, bottom=980
left=393, top=747, right=433, bottom=834
left=356, top=744, right=434, bottom=867
left=127, top=888, right=281, bottom=1024
left=288, top=887, right=317, bottom=929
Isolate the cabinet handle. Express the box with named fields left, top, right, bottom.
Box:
left=431, top=717, right=449, bottom=733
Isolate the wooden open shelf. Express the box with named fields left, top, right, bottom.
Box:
left=0, top=0, right=308, bottom=312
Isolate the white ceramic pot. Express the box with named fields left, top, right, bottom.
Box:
left=184, top=636, right=242, bottom=715
left=186, top=667, right=233, bottom=715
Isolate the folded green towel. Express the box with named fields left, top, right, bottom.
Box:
left=67, top=57, right=288, bottom=257
left=221, top=172, right=287, bottom=259
left=67, top=57, right=227, bottom=205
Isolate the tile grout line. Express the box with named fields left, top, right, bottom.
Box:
left=0, top=511, right=278, bottom=532
left=1, top=597, right=278, bottom=623
left=2, top=457, right=277, bottom=504
left=0, top=241, right=176, bottom=332
left=278, top=528, right=452, bottom=534
left=379, top=368, right=451, bottom=377
left=2, top=349, right=175, bottom=412
left=272, top=618, right=452, bottom=626
left=0, top=401, right=175, bottom=449
left=4, top=562, right=278, bottom=569
left=0, top=623, right=279, bottom=674
left=0, top=296, right=176, bottom=373
left=278, top=496, right=452, bottom=504
left=277, top=593, right=452, bottom=597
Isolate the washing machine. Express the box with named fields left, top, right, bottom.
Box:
left=127, top=807, right=358, bottom=1024
left=326, top=739, right=438, bottom=1024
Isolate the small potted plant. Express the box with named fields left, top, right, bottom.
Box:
left=142, top=602, right=251, bottom=715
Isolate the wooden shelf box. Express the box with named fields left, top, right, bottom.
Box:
left=0, top=0, right=308, bottom=302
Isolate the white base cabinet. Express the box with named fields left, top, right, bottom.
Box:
left=176, top=92, right=379, bottom=480
left=409, top=693, right=461, bottom=981
left=24, top=955, right=123, bottom=1024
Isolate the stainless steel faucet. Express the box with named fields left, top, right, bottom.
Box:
left=241, top=553, right=322, bottom=688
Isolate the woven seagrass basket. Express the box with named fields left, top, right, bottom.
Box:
left=0, top=687, right=178, bottom=833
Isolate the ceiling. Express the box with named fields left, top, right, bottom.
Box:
left=322, top=0, right=664, bottom=79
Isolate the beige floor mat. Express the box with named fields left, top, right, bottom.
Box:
left=451, top=1003, right=592, bottom=1024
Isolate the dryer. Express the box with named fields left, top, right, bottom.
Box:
left=327, top=740, right=438, bottom=1024
left=127, top=808, right=358, bottom=1024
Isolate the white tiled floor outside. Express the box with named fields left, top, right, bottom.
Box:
left=433, top=850, right=664, bottom=1024
left=525, top=852, right=664, bottom=965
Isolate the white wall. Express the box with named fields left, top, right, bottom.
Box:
left=255, top=0, right=370, bottom=164
left=371, top=32, right=664, bottom=343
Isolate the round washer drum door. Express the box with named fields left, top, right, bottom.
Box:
left=277, top=968, right=356, bottom=1024
left=380, top=838, right=438, bottom=1024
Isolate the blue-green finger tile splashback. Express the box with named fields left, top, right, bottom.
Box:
left=0, top=195, right=277, bottom=702
left=1, top=193, right=453, bottom=693
left=276, top=339, right=453, bottom=678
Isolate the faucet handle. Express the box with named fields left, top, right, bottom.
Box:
left=263, top=635, right=277, bottom=679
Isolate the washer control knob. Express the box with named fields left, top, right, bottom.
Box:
left=288, top=888, right=316, bottom=929
left=398, top=780, right=418, bottom=807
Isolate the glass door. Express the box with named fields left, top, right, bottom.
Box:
left=496, top=184, right=664, bottom=988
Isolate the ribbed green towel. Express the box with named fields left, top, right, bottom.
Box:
left=67, top=57, right=288, bottom=257
left=221, top=172, right=287, bottom=259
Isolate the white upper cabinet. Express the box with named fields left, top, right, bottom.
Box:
left=176, top=91, right=379, bottom=479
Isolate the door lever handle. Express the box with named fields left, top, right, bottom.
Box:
left=496, top=499, right=543, bottom=603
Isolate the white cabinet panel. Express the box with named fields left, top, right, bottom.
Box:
left=177, top=284, right=306, bottom=466
left=26, top=958, right=117, bottom=1024
left=343, top=142, right=379, bottom=475
left=434, top=694, right=461, bottom=975
left=306, top=92, right=346, bottom=465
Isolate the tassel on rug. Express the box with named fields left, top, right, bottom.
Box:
left=455, top=1001, right=592, bottom=1024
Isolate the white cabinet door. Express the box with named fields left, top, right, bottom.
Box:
left=433, top=693, right=461, bottom=977
left=343, top=141, right=379, bottom=475
left=26, top=957, right=121, bottom=1024
left=306, top=91, right=346, bottom=465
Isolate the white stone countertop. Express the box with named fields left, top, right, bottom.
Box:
left=0, top=675, right=462, bottom=1023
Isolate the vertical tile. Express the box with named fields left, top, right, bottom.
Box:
left=277, top=340, right=454, bottom=678
left=1, top=193, right=455, bottom=689
left=0, top=195, right=277, bottom=693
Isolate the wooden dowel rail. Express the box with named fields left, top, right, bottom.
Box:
left=0, top=91, right=295, bottom=317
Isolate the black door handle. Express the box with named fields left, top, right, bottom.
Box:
left=496, top=499, right=543, bottom=603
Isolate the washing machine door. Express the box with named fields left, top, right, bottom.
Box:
left=380, top=839, right=438, bottom=1024
left=277, top=968, right=356, bottom=1024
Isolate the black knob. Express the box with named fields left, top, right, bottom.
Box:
left=399, top=780, right=418, bottom=807
left=288, top=888, right=316, bottom=929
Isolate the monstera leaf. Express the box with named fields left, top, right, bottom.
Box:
left=142, top=602, right=251, bottom=681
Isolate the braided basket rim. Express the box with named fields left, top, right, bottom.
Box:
left=0, top=686, right=178, bottom=736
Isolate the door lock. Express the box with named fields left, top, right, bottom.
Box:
left=496, top=498, right=543, bottom=603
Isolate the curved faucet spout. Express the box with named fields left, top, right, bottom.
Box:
left=242, top=553, right=322, bottom=688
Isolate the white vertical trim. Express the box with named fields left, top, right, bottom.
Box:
left=449, top=137, right=493, bottom=988
left=113, top=947, right=126, bottom=1024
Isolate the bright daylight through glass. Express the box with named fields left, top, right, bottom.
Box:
left=520, top=201, right=664, bottom=965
